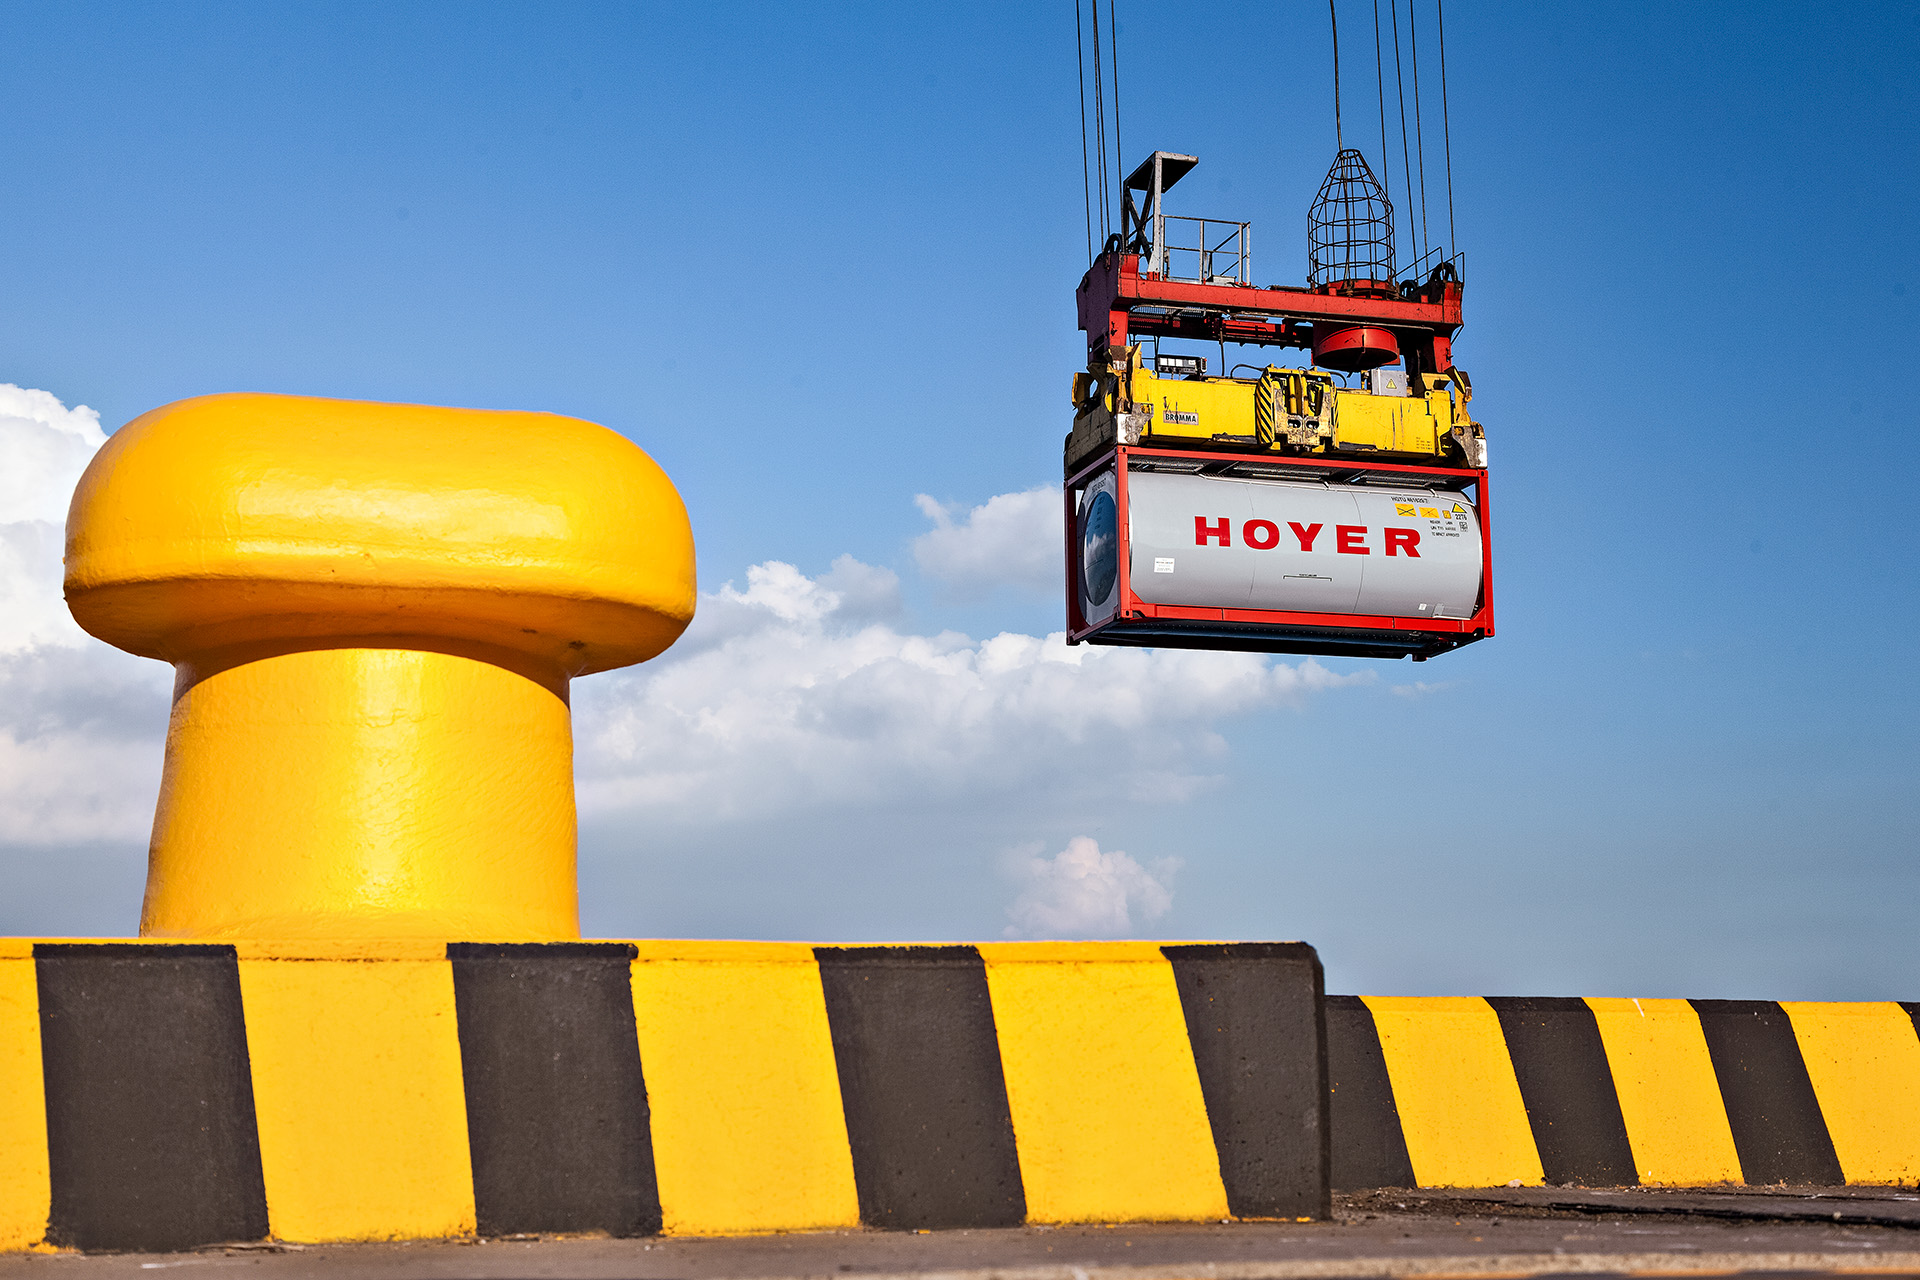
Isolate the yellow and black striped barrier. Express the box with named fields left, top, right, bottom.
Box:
left=1328, top=995, right=1920, bottom=1190
left=0, top=940, right=1327, bottom=1251
left=8, top=942, right=1916, bottom=1255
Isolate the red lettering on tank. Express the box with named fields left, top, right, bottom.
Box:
left=1194, top=516, right=1231, bottom=546
left=1243, top=519, right=1280, bottom=550
left=1385, top=527, right=1421, bottom=557
left=1336, top=525, right=1370, bottom=554
left=1288, top=521, right=1323, bottom=551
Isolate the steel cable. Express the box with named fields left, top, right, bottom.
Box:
left=1330, top=0, right=1343, bottom=151
left=1409, top=0, right=1431, bottom=261
left=1387, top=0, right=1418, bottom=274
left=1109, top=0, right=1122, bottom=228
left=1372, top=0, right=1393, bottom=266
left=1075, top=0, right=1093, bottom=264
left=1090, top=0, right=1108, bottom=241
left=1437, top=0, right=1457, bottom=261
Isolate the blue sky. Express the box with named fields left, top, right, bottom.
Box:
left=1, top=1, right=1915, bottom=998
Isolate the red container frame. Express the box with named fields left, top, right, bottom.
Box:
left=1064, top=445, right=1494, bottom=661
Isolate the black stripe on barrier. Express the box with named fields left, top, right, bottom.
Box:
left=814, top=946, right=1025, bottom=1230
left=1164, top=943, right=1329, bottom=1220
left=448, top=942, right=660, bottom=1237
left=1324, top=995, right=1416, bottom=1191
left=35, top=943, right=268, bottom=1252
left=1486, top=996, right=1638, bottom=1187
left=1690, top=999, right=1843, bottom=1186
left=1901, top=1002, right=1920, bottom=1044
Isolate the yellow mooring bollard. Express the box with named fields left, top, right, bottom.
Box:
left=63, top=394, right=696, bottom=940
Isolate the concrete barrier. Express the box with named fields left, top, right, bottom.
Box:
left=15, top=946, right=1907, bottom=1253
left=0, top=939, right=1328, bottom=1251
left=1327, top=995, right=1920, bottom=1190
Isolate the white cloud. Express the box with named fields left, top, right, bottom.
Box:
left=0, top=383, right=108, bottom=652
left=0, top=385, right=168, bottom=850
left=575, top=557, right=1367, bottom=825
left=1391, top=680, right=1459, bottom=699
left=0, top=383, right=105, bottom=523
left=911, top=485, right=1060, bottom=595
left=0, top=644, right=168, bottom=847
left=1003, top=836, right=1181, bottom=938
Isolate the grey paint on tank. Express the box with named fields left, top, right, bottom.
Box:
left=1126, top=472, right=1481, bottom=620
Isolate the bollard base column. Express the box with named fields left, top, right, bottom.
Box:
left=141, top=645, right=579, bottom=940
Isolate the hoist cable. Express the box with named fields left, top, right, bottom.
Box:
left=1091, top=1, right=1105, bottom=241
left=1437, top=0, right=1457, bottom=262
left=1109, top=0, right=1123, bottom=232
left=1329, top=0, right=1343, bottom=151
left=1387, top=0, right=1418, bottom=274
left=1090, top=0, right=1108, bottom=241
left=1408, top=0, right=1431, bottom=261
left=1075, top=0, right=1093, bottom=264
left=1372, top=0, right=1393, bottom=267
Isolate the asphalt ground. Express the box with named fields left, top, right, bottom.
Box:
left=6, top=1188, right=1920, bottom=1279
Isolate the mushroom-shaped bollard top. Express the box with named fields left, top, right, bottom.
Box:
left=65, top=393, right=696, bottom=940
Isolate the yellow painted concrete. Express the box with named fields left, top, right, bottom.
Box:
left=1782, top=1001, right=1920, bottom=1185
left=979, top=942, right=1228, bottom=1223
left=145, top=648, right=578, bottom=939
left=231, top=939, right=454, bottom=962
left=64, top=394, right=697, bottom=675
left=1362, top=996, right=1543, bottom=1188
left=0, top=960, right=49, bottom=1251
left=237, top=952, right=475, bottom=1242
left=1585, top=998, right=1742, bottom=1185
left=629, top=942, right=859, bottom=1235
left=61, top=393, right=697, bottom=939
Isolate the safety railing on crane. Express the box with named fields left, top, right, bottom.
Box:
left=1149, top=215, right=1251, bottom=286
left=1400, top=245, right=1464, bottom=286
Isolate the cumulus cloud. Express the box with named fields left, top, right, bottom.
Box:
left=1002, top=836, right=1181, bottom=938
left=911, top=486, right=1060, bottom=595
left=575, top=558, right=1364, bottom=825
left=1391, top=680, right=1459, bottom=699
left=0, top=645, right=168, bottom=847
left=0, top=384, right=107, bottom=651
left=0, top=385, right=169, bottom=851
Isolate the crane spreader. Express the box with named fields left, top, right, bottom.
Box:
left=1063, top=5, right=1486, bottom=662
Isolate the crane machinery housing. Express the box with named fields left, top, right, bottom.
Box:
left=1064, top=6, right=1487, bottom=661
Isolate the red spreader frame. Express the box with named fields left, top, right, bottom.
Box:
left=1064, top=445, right=1494, bottom=662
